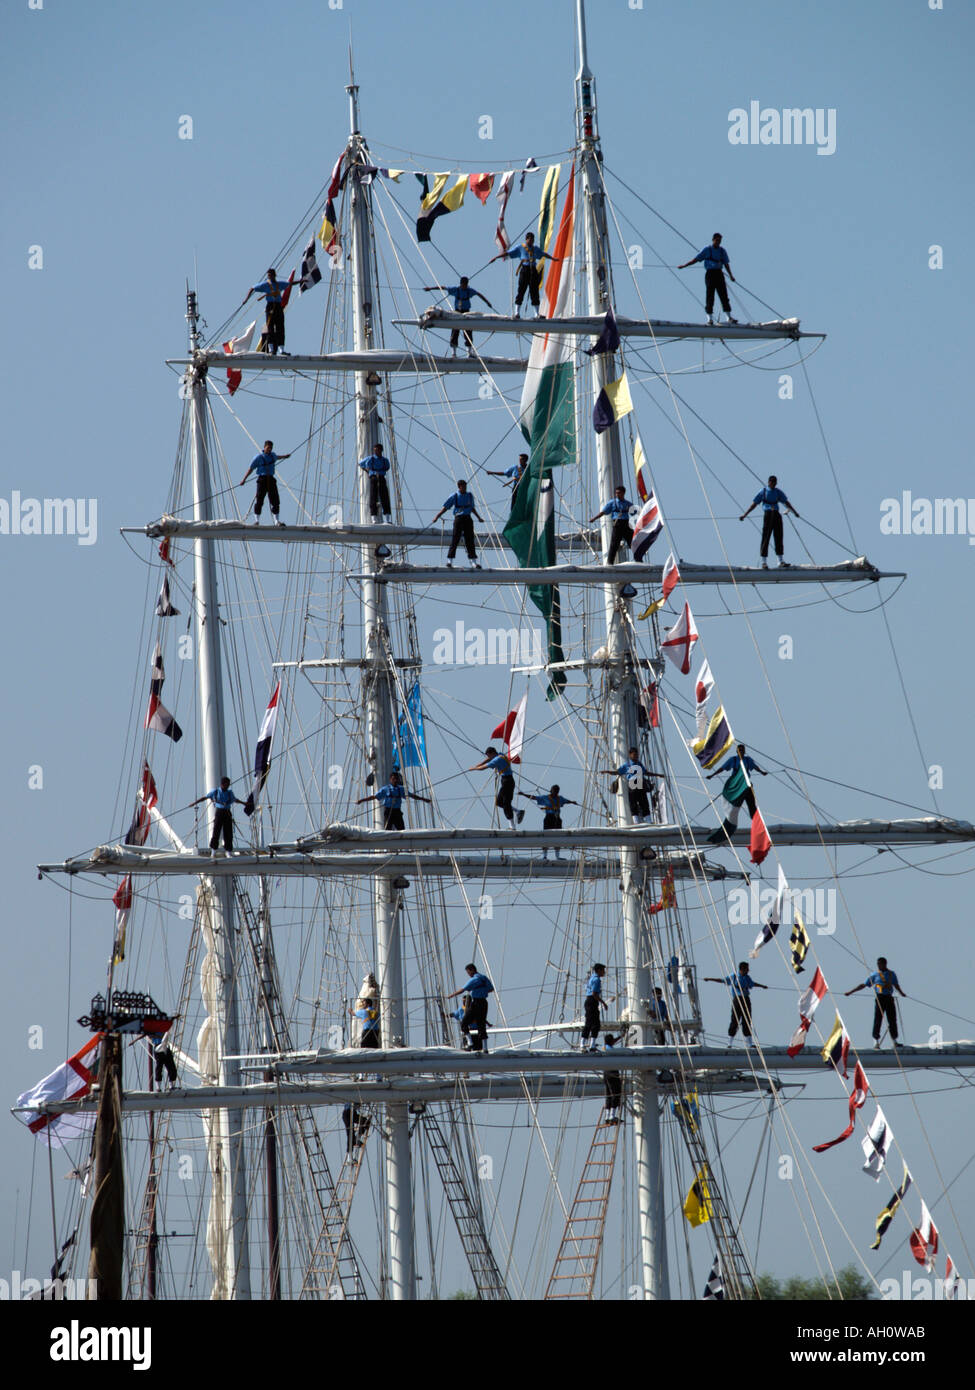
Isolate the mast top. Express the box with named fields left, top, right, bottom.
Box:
left=347, top=37, right=360, bottom=135
left=575, top=0, right=592, bottom=80
left=185, top=285, right=202, bottom=354
left=574, top=0, right=598, bottom=146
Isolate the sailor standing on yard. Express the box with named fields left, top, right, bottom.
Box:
left=588, top=485, right=634, bottom=565
left=677, top=233, right=738, bottom=325
left=704, top=963, right=768, bottom=1042
left=581, top=963, right=608, bottom=1052
left=518, top=784, right=577, bottom=860
left=739, top=475, right=801, bottom=569
left=445, top=965, right=495, bottom=1053
left=244, top=267, right=290, bottom=354
left=706, top=743, right=768, bottom=842
left=423, top=276, right=493, bottom=357
left=471, top=746, right=525, bottom=828
left=433, top=480, right=483, bottom=569
left=491, top=231, right=558, bottom=317
left=356, top=769, right=431, bottom=831
left=358, top=442, right=393, bottom=525
left=191, top=777, right=244, bottom=853
left=845, top=957, right=907, bottom=1050
left=240, top=441, right=293, bottom=526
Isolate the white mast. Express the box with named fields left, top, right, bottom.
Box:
left=346, top=77, right=417, bottom=1300
left=575, top=0, right=668, bottom=1300
left=185, top=292, right=252, bottom=1299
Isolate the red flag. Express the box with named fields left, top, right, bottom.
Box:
left=909, top=1203, right=939, bottom=1271
left=469, top=172, right=495, bottom=204
left=661, top=552, right=679, bottom=601
left=223, top=321, right=256, bottom=396
left=279, top=269, right=297, bottom=309
left=787, top=966, right=828, bottom=1056
left=640, top=682, right=659, bottom=728
left=491, top=693, right=527, bottom=764
left=158, top=537, right=174, bottom=566
left=749, top=808, right=771, bottom=865
left=812, top=1061, right=869, bottom=1152
left=112, top=875, right=132, bottom=912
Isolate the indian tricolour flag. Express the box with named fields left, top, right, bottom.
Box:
left=505, top=170, right=576, bottom=698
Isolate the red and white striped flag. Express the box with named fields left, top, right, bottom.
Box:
left=661, top=552, right=680, bottom=602
left=787, top=966, right=828, bottom=1056
left=909, top=1202, right=939, bottom=1271
left=944, top=1256, right=960, bottom=1300
left=145, top=644, right=183, bottom=743
left=244, top=683, right=281, bottom=816
left=812, top=1061, right=869, bottom=1153
left=14, top=1035, right=102, bottom=1148
left=112, top=874, right=133, bottom=964
left=491, top=692, right=528, bottom=764
left=222, top=320, right=256, bottom=396
left=495, top=171, right=514, bottom=252
left=749, top=807, right=771, bottom=865
left=633, top=437, right=650, bottom=503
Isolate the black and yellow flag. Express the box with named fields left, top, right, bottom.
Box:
left=790, top=913, right=811, bottom=973
left=871, top=1165, right=912, bottom=1251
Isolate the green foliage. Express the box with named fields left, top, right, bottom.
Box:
left=445, top=1290, right=477, bottom=1300
left=749, top=1265, right=875, bottom=1301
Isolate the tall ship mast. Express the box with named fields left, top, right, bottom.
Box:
left=17, top=1, right=975, bottom=1308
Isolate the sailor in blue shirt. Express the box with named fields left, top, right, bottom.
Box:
left=471, top=746, right=525, bottom=827
left=191, top=777, right=243, bottom=853
left=845, top=956, right=906, bottom=1049
left=704, top=963, right=768, bottom=1041
left=423, top=276, right=493, bottom=357
left=350, top=997, right=381, bottom=1048
left=240, top=440, right=294, bottom=525
left=588, top=485, right=635, bottom=564
left=706, top=742, right=768, bottom=841
left=600, top=745, right=664, bottom=823
left=518, top=783, right=577, bottom=860
left=243, top=267, right=290, bottom=354
left=487, top=453, right=529, bottom=510
left=648, top=987, right=670, bottom=1045
left=432, top=479, right=484, bottom=568
left=358, top=443, right=393, bottom=524
left=491, top=231, right=560, bottom=317
left=445, top=965, right=495, bottom=1052
left=582, top=963, right=607, bottom=1051
left=739, top=474, right=801, bottom=568
left=356, top=769, right=431, bottom=831
left=677, top=233, right=739, bottom=325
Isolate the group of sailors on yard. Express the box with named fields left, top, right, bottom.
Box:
left=241, top=442, right=802, bottom=570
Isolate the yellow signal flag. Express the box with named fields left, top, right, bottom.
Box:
left=683, top=1167, right=713, bottom=1227
left=639, top=596, right=665, bottom=620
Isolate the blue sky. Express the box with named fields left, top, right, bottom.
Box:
left=2, top=0, right=974, bottom=1303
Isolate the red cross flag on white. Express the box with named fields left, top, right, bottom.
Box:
left=661, top=603, right=698, bottom=675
